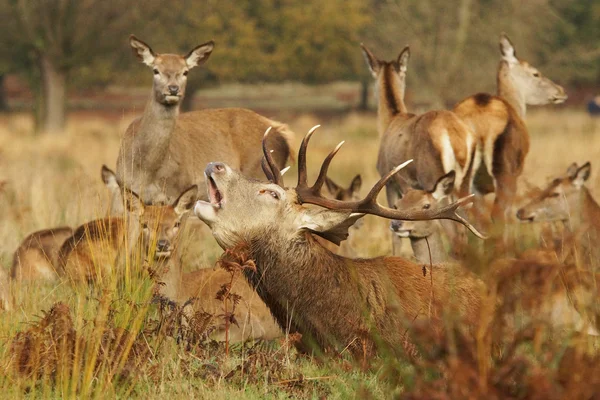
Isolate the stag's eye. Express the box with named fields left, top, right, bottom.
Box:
left=153, top=69, right=159, bottom=75
left=423, top=204, right=431, bottom=210
left=183, top=70, right=188, bottom=76
left=259, top=189, right=279, bottom=200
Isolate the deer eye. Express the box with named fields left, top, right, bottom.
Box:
left=549, top=192, right=560, bottom=198
left=142, top=223, right=149, bottom=229
left=532, top=72, right=540, bottom=77
left=183, top=70, right=188, bottom=76
left=153, top=69, right=159, bottom=75
left=259, top=189, right=279, bottom=200
left=423, top=204, right=431, bottom=210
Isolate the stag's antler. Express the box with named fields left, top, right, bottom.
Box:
left=261, top=127, right=286, bottom=187
left=290, top=125, right=486, bottom=239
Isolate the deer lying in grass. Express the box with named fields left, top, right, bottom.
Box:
left=0, top=267, right=11, bottom=311
left=11, top=166, right=123, bottom=283
left=390, top=171, right=457, bottom=264
left=194, top=126, right=490, bottom=357
left=454, top=34, right=567, bottom=237
left=516, top=162, right=600, bottom=268
left=116, top=36, right=293, bottom=205
left=316, top=175, right=363, bottom=257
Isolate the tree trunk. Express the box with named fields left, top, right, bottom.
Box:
left=39, top=55, right=66, bottom=133
left=0, top=75, right=8, bottom=111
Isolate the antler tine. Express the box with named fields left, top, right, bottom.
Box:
left=262, top=127, right=284, bottom=186
left=361, top=160, right=413, bottom=206
left=297, top=125, right=321, bottom=188
left=311, top=141, right=345, bottom=194
left=261, top=157, right=276, bottom=182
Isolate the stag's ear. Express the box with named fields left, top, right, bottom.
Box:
left=123, top=188, right=145, bottom=216
left=431, top=171, right=456, bottom=200
left=499, top=33, right=518, bottom=65
left=324, top=177, right=341, bottom=196
left=184, top=41, right=214, bottom=68
left=349, top=174, right=362, bottom=194
left=571, top=162, right=591, bottom=189
left=297, top=208, right=365, bottom=245
left=566, top=162, right=579, bottom=179
left=129, top=35, right=156, bottom=66
left=396, top=46, right=410, bottom=73
left=173, top=185, right=199, bottom=216
left=101, top=165, right=119, bottom=189
left=361, top=44, right=381, bottom=78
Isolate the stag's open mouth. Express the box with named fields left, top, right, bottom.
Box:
left=208, top=177, right=223, bottom=208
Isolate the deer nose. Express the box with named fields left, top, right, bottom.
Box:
left=390, top=220, right=403, bottom=232
left=205, top=162, right=227, bottom=176
left=516, top=208, right=534, bottom=221
left=157, top=239, right=170, bottom=252
left=168, top=85, right=179, bottom=95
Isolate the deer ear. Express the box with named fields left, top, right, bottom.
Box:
left=361, top=44, right=381, bottom=78
left=123, top=188, right=145, bottom=216
left=396, top=46, right=410, bottom=73
left=173, top=185, right=199, bottom=216
left=566, top=162, right=579, bottom=179
left=297, top=208, right=365, bottom=245
left=571, top=162, right=591, bottom=188
left=129, top=35, right=156, bottom=66
left=431, top=171, right=456, bottom=200
left=349, top=174, right=362, bottom=194
left=324, top=177, right=341, bottom=196
left=499, top=33, right=518, bottom=65
left=101, top=165, right=119, bottom=189
left=184, top=41, right=214, bottom=68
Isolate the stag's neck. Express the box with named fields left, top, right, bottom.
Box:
left=497, top=63, right=526, bottom=118
left=376, top=70, right=408, bottom=137
left=410, top=234, right=447, bottom=265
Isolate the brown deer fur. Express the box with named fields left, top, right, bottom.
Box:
left=11, top=227, right=74, bottom=282
left=453, top=34, right=566, bottom=234
left=116, top=36, right=293, bottom=205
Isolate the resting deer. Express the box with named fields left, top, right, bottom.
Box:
left=316, top=175, right=363, bottom=257
left=516, top=162, right=600, bottom=268
left=454, top=33, right=567, bottom=239
left=390, top=171, right=457, bottom=264
left=194, top=126, right=489, bottom=357
left=361, top=45, right=477, bottom=253
left=116, top=35, right=293, bottom=205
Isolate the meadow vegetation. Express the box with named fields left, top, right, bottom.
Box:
left=1, top=108, right=600, bottom=398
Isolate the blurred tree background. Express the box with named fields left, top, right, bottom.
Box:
left=0, top=0, right=598, bottom=133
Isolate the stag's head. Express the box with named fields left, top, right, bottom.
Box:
left=129, top=35, right=214, bottom=106
left=517, top=162, right=591, bottom=223
left=390, top=171, right=456, bottom=239
left=195, top=126, right=485, bottom=250
left=499, top=33, right=567, bottom=106
left=123, top=185, right=198, bottom=259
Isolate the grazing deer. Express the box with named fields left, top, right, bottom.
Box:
left=390, top=171, right=457, bottom=264
left=194, top=126, right=488, bottom=357
left=453, top=34, right=567, bottom=238
left=0, top=267, right=12, bottom=311
left=116, top=35, right=293, bottom=206
left=316, top=175, right=363, bottom=257
left=516, top=162, right=600, bottom=268
left=58, top=185, right=198, bottom=283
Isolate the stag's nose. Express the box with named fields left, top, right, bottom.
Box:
left=205, top=162, right=227, bottom=176
left=168, top=85, right=179, bottom=95
left=390, top=220, right=403, bottom=232
left=157, top=239, right=170, bottom=252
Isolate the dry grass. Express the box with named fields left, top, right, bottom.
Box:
left=0, top=107, right=600, bottom=398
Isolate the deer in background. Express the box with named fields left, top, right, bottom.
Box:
left=517, top=162, right=600, bottom=268
left=116, top=36, right=293, bottom=206
left=390, top=171, right=457, bottom=264
left=454, top=34, right=567, bottom=244
left=361, top=45, right=478, bottom=254
left=194, top=126, right=487, bottom=357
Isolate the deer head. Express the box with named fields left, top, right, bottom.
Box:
left=517, top=162, right=591, bottom=223
left=194, top=126, right=485, bottom=251
left=123, top=185, right=198, bottom=259
left=498, top=33, right=567, bottom=106
left=390, top=171, right=456, bottom=239
left=129, top=35, right=214, bottom=106
left=361, top=44, right=410, bottom=109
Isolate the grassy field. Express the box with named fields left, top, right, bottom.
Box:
left=1, top=107, right=600, bottom=398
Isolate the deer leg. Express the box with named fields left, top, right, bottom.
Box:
left=491, top=173, right=517, bottom=255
